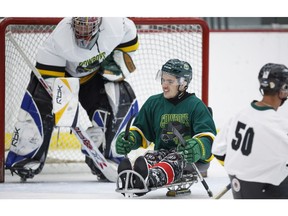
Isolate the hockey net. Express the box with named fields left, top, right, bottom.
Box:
left=0, top=17, right=209, bottom=182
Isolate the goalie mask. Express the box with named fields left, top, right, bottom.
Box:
left=72, top=17, right=102, bottom=49
left=156, top=59, right=192, bottom=90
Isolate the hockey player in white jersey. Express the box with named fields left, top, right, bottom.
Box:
left=212, top=63, right=288, bottom=198
left=5, top=17, right=139, bottom=181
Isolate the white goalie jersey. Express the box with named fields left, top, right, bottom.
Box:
left=36, top=17, right=138, bottom=78
left=212, top=102, right=288, bottom=185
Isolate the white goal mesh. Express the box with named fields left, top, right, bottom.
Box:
left=0, top=17, right=209, bottom=181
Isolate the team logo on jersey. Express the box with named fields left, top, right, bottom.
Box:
left=160, top=121, right=189, bottom=145
left=76, top=52, right=106, bottom=74
left=160, top=114, right=189, bottom=128
left=232, top=178, right=241, bottom=192
left=76, top=62, right=100, bottom=73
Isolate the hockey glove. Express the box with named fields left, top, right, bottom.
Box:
left=116, top=131, right=137, bottom=155
left=177, top=138, right=204, bottom=163
left=100, top=50, right=136, bottom=82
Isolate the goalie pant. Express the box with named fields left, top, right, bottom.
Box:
left=5, top=72, right=138, bottom=180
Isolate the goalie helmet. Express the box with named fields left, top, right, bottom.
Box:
left=72, top=17, right=102, bottom=49
left=156, top=59, right=193, bottom=86
left=258, top=63, right=288, bottom=93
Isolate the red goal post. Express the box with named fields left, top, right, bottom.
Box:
left=0, top=17, right=210, bottom=182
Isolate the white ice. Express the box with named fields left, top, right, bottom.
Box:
left=0, top=158, right=231, bottom=199
left=0, top=159, right=284, bottom=216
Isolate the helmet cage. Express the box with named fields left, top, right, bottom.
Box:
left=72, top=17, right=102, bottom=49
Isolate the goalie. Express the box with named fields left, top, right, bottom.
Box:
left=5, top=17, right=139, bottom=181
left=115, top=59, right=216, bottom=195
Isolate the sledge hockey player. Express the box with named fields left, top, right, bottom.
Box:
left=5, top=17, right=139, bottom=181
left=212, top=63, right=288, bottom=198
left=115, top=59, right=216, bottom=195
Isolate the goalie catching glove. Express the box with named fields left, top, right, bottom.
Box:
left=100, top=50, right=136, bottom=81
left=116, top=131, right=141, bottom=155
left=177, top=138, right=205, bottom=163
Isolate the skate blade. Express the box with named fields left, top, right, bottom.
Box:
left=166, top=189, right=191, bottom=197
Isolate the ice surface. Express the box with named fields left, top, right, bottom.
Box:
left=0, top=158, right=231, bottom=199
left=1, top=159, right=282, bottom=216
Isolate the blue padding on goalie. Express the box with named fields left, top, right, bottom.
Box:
left=93, top=111, right=105, bottom=127
left=115, top=99, right=139, bottom=138
left=6, top=151, right=19, bottom=168
left=5, top=149, right=37, bottom=168
left=20, top=92, right=43, bottom=136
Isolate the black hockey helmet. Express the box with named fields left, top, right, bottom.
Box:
left=258, top=63, right=288, bottom=93
left=156, top=59, right=193, bottom=85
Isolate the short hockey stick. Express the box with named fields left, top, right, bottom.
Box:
left=170, top=124, right=213, bottom=197
left=124, top=113, right=136, bottom=140
left=7, top=32, right=117, bottom=182
left=214, top=183, right=231, bottom=199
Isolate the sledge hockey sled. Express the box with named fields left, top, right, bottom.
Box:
left=116, top=163, right=213, bottom=198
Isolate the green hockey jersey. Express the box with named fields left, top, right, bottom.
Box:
left=131, top=92, right=216, bottom=162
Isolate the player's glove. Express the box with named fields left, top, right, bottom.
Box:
left=116, top=131, right=137, bottom=155
left=177, top=138, right=204, bottom=163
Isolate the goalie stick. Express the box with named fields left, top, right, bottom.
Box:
left=172, top=123, right=232, bottom=199
left=124, top=113, right=136, bottom=140
left=6, top=32, right=117, bottom=182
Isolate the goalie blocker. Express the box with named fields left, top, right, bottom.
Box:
left=53, top=77, right=80, bottom=128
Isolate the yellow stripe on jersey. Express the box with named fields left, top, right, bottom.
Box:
left=216, top=158, right=224, bottom=166
left=193, top=132, right=216, bottom=141
left=193, top=137, right=214, bottom=162
left=116, top=36, right=139, bottom=53
left=205, top=154, right=215, bottom=162
left=38, top=68, right=65, bottom=77
left=193, top=132, right=216, bottom=162
left=117, top=41, right=139, bottom=53
left=39, top=65, right=99, bottom=85
left=130, top=126, right=149, bottom=149
left=194, top=137, right=206, bottom=158
left=79, top=71, right=98, bottom=84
